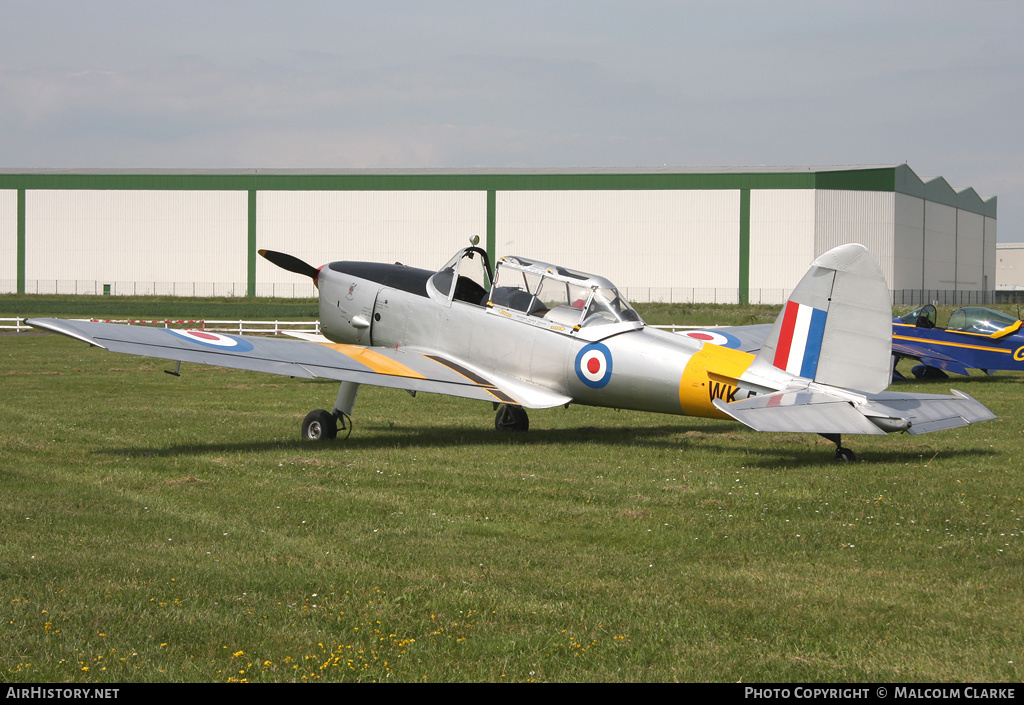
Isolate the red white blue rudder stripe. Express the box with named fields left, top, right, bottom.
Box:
left=772, top=301, right=827, bottom=378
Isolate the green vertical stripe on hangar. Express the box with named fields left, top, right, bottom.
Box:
left=248, top=190, right=257, bottom=297
left=17, top=189, right=25, bottom=294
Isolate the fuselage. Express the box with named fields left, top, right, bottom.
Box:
left=893, top=322, right=1024, bottom=370
left=315, top=254, right=765, bottom=419
left=892, top=304, right=1024, bottom=374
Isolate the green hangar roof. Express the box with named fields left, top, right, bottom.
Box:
left=0, top=164, right=997, bottom=218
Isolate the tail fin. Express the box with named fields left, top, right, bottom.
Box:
left=756, top=243, right=892, bottom=394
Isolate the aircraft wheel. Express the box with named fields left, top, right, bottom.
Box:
left=494, top=404, right=529, bottom=432
left=835, top=447, right=855, bottom=462
left=911, top=364, right=948, bottom=379
left=302, top=409, right=338, bottom=441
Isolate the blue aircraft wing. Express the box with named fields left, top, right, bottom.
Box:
left=890, top=338, right=973, bottom=376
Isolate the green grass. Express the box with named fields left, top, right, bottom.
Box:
left=5, top=294, right=1022, bottom=330
left=0, top=294, right=319, bottom=321
left=1, top=334, right=1023, bottom=682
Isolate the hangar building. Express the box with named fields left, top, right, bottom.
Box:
left=996, top=243, right=1024, bottom=292
left=0, top=165, right=997, bottom=305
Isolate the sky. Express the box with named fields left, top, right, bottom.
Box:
left=2, top=1, right=1021, bottom=238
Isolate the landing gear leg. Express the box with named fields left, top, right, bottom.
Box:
left=495, top=404, right=529, bottom=432
left=820, top=433, right=855, bottom=462
left=301, top=381, right=359, bottom=441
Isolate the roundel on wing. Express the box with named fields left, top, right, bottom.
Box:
left=575, top=342, right=613, bottom=388
left=680, top=329, right=742, bottom=350
left=163, top=328, right=255, bottom=352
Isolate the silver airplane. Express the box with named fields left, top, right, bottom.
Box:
left=29, top=240, right=995, bottom=461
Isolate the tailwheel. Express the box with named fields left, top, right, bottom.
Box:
left=821, top=433, right=855, bottom=462
left=302, top=409, right=338, bottom=441
left=835, top=446, right=856, bottom=462
left=494, top=404, right=529, bottom=432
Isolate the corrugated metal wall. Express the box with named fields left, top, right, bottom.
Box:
left=997, top=244, right=1024, bottom=289
left=0, top=190, right=16, bottom=291
left=893, top=194, right=925, bottom=291
left=923, top=201, right=958, bottom=290
left=814, top=190, right=896, bottom=289
left=498, top=190, right=741, bottom=303
left=984, top=216, right=997, bottom=290
left=956, top=210, right=985, bottom=289
left=0, top=169, right=997, bottom=303
left=748, top=190, right=816, bottom=303
left=255, top=191, right=486, bottom=296
left=24, top=191, right=248, bottom=296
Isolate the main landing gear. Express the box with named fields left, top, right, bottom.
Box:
left=494, top=403, right=529, bottom=432
left=301, top=409, right=352, bottom=441
left=820, top=433, right=855, bottom=462
left=301, top=381, right=358, bottom=441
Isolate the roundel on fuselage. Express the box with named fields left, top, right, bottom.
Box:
left=680, top=329, right=742, bottom=349
left=575, top=342, right=613, bottom=388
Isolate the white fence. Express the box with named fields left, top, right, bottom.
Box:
left=1, top=317, right=31, bottom=332
left=1, top=280, right=317, bottom=298
left=5, top=318, right=706, bottom=336
left=4, top=278, right=1015, bottom=305
left=3, top=318, right=321, bottom=336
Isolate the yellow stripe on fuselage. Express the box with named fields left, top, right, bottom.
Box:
left=679, top=343, right=756, bottom=419
left=321, top=343, right=427, bottom=379
left=892, top=334, right=1011, bottom=355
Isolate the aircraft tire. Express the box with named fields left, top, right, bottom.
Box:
left=835, top=447, right=856, bottom=462
left=494, top=404, right=529, bottom=432
left=302, top=409, right=338, bottom=441
left=911, top=364, right=948, bottom=379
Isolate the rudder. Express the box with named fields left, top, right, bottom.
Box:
left=756, top=244, right=892, bottom=394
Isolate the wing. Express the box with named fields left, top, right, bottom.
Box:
left=674, top=324, right=772, bottom=353
left=713, top=386, right=995, bottom=436
left=27, top=318, right=571, bottom=409
left=890, top=337, right=972, bottom=376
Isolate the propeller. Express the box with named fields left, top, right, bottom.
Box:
left=258, top=249, right=321, bottom=282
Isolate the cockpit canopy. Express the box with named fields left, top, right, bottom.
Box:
left=898, top=304, right=1021, bottom=338
left=947, top=306, right=1020, bottom=336
left=489, top=256, right=643, bottom=329
left=426, top=248, right=644, bottom=333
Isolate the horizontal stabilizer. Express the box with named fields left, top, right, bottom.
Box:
left=713, top=391, right=885, bottom=435
left=861, top=389, right=996, bottom=435
left=714, top=386, right=995, bottom=436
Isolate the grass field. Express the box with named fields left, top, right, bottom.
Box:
left=2, top=318, right=1023, bottom=682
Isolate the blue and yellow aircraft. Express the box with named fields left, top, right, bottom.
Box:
left=892, top=304, right=1024, bottom=378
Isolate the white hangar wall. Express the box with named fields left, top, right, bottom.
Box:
left=255, top=191, right=487, bottom=297
left=0, top=190, right=16, bottom=291
left=996, top=244, right=1024, bottom=290
left=815, top=190, right=897, bottom=289
left=748, top=189, right=816, bottom=304
left=0, top=166, right=998, bottom=304
left=498, top=190, right=741, bottom=303
left=894, top=193, right=926, bottom=291
left=23, top=190, right=249, bottom=296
